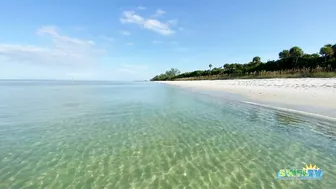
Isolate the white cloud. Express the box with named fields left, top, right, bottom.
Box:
left=144, top=19, right=174, bottom=35
left=0, top=26, right=100, bottom=66
left=37, top=26, right=94, bottom=46
left=120, top=30, right=131, bottom=36
left=120, top=11, right=144, bottom=25
left=100, top=35, right=115, bottom=42
left=137, top=6, right=146, bottom=10
left=152, top=9, right=166, bottom=17
left=120, top=10, right=175, bottom=35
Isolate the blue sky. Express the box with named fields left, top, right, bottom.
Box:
left=0, top=0, right=335, bottom=80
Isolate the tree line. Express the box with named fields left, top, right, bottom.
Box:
left=151, top=43, right=336, bottom=81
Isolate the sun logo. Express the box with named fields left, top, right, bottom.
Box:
left=277, top=164, right=323, bottom=180
left=303, top=164, right=319, bottom=171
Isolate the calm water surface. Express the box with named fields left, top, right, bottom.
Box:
left=0, top=80, right=335, bottom=189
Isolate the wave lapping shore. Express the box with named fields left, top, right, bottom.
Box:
left=159, top=78, right=336, bottom=119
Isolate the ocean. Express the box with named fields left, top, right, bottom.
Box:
left=0, top=80, right=335, bottom=188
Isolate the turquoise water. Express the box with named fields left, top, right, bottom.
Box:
left=0, top=80, right=335, bottom=189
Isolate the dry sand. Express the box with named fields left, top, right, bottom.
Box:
left=158, top=78, right=336, bottom=119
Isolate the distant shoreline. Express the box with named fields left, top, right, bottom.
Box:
left=0, top=79, right=146, bottom=82
left=158, top=78, right=336, bottom=119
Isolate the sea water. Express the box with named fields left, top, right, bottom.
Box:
left=0, top=80, right=335, bottom=188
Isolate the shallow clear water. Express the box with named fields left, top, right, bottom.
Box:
left=0, top=80, right=335, bottom=189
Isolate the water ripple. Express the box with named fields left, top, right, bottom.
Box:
left=0, top=81, right=335, bottom=188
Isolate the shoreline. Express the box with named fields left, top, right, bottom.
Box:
left=158, top=78, right=336, bottom=120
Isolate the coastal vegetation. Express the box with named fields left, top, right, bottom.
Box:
left=151, top=44, right=336, bottom=81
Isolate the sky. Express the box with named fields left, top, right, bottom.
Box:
left=0, top=0, right=335, bottom=80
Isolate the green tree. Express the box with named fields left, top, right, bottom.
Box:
left=252, top=56, right=261, bottom=63
left=320, top=45, right=334, bottom=62
left=289, top=46, right=303, bottom=65
left=223, top=64, right=230, bottom=71
left=279, top=50, right=290, bottom=59
left=165, top=68, right=181, bottom=78
left=332, top=44, right=336, bottom=58
left=151, top=42, right=335, bottom=81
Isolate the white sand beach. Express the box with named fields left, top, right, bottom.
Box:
left=159, top=78, right=336, bottom=118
